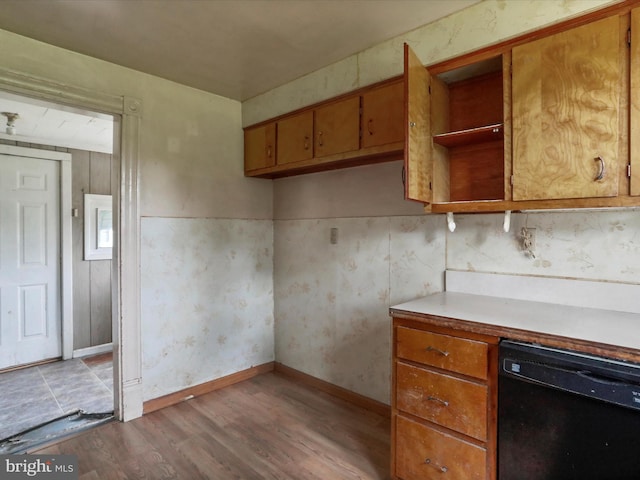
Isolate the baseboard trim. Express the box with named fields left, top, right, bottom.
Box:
left=274, top=362, right=391, bottom=417
left=73, top=343, right=113, bottom=359
left=143, top=362, right=275, bottom=414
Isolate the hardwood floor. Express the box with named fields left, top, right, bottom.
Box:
left=37, top=372, right=391, bottom=479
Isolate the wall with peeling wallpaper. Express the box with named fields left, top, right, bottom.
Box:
left=247, top=0, right=630, bottom=405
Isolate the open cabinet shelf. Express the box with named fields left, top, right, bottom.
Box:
left=433, top=123, right=503, bottom=148
left=432, top=58, right=506, bottom=204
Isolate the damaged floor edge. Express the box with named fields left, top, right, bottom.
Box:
left=0, top=353, right=114, bottom=452
left=0, top=410, right=114, bottom=454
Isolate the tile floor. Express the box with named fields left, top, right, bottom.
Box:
left=0, top=354, right=113, bottom=440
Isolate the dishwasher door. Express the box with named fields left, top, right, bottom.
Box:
left=498, top=340, right=640, bottom=480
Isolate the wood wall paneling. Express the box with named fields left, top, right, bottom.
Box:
left=71, top=149, right=113, bottom=350
left=72, top=149, right=92, bottom=349
left=90, top=260, right=112, bottom=346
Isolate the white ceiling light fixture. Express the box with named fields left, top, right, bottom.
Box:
left=1, top=112, right=19, bottom=135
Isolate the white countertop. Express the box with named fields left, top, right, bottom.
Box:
left=390, top=291, right=640, bottom=353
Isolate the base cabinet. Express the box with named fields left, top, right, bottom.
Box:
left=392, top=318, right=499, bottom=480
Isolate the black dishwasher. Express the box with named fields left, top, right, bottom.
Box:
left=498, top=340, right=640, bottom=480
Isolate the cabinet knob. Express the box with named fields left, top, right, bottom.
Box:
left=409, top=121, right=416, bottom=128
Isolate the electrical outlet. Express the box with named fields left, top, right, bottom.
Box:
left=330, top=227, right=338, bottom=245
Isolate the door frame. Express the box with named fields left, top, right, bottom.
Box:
left=0, top=144, right=72, bottom=364
left=0, top=69, right=143, bottom=421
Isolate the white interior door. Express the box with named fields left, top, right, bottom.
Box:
left=0, top=153, right=61, bottom=369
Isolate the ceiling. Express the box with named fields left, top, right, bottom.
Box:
left=0, top=0, right=479, bottom=152
left=0, top=92, right=114, bottom=153
left=0, top=0, right=479, bottom=102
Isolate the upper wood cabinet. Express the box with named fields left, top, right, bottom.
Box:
left=404, top=44, right=432, bottom=204
left=404, top=3, right=640, bottom=213
left=314, top=96, right=360, bottom=158
left=362, top=81, right=404, bottom=149
left=512, top=15, right=622, bottom=201
left=277, top=110, right=314, bottom=166
left=404, top=43, right=506, bottom=207
left=244, top=79, right=404, bottom=178
left=244, top=122, right=276, bottom=172
left=631, top=7, right=640, bottom=197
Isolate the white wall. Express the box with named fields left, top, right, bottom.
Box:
left=0, top=29, right=275, bottom=402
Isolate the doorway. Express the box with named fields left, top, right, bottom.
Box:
left=0, top=96, right=116, bottom=445
left=0, top=67, right=144, bottom=426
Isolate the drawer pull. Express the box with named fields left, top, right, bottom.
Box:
left=426, top=395, right=449, bottom=407
left=425, top=345, right=449, bottom=357
left=425, top=458, right=448, bottom=473
left=594, top=155, right=605, bottom=181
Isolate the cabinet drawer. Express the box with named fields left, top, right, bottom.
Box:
left=396, top=362, right=487, bottom=441
left=396, top=415, right=486, bottom=480
left=396, top=326, right=488, bottom=380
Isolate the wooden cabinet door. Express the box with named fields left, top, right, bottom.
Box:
left=404, top=43, right=432, bottom=203
left=361, top=81, right=404, bottom=149
left=314, top=96, right=360, bottom=158
left=631, top=8, right=640, bottom=197
left=512, top=16, right=621, bottom=201
left=277, top=111, right=313, bottom=165
left=244, top=123, right=276, bottom=172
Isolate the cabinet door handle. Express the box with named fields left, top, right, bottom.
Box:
left=594, top=156, right=605, bottom=181
left=318, top=131, right=324, bottom=147
left=367, top=118, right=374, bottom=135
left=424, top=458, right=448, bottom=473
left=425, top=345, right=449, bottom=357
left=266, top=146, right=272, bottom=158
left=426, top=395, right=449, bottom=407
left=304, top=136, right=310, bottom=150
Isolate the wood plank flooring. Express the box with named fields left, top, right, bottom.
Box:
left=37, top=372, right=391, bottom=479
